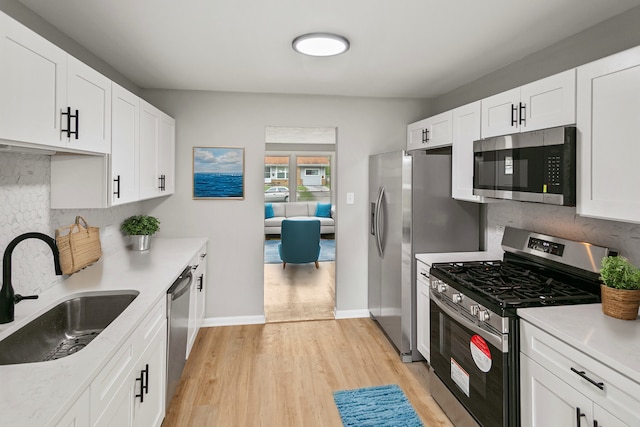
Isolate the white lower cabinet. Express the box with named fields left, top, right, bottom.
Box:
left=55, top=387, right=90, bottom=427
left=92, top=299, right=167, bottom=427
left=416, top=260, right=430, bottom=363
left=520, top=320, right=639, bottom=427
left=187, top=244, right=207, bottom=357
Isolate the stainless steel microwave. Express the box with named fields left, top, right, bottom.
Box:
left=473, top=126, right=576, bottom=206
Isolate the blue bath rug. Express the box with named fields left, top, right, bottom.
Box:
left=333, top=384, right=423, bottom=427
left=264, top=238, right=335, bottom=264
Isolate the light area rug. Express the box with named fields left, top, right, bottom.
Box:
left=333, top=384, right=424, bottom=427
left=264, top=238, right=335, bottom=264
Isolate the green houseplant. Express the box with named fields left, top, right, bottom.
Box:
left=121, top=215, right=160, bottom=251
left=599, top=255, right=640, bottom=320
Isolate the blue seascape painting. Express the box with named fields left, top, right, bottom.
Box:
left=193, top=147, right=244, bottom=199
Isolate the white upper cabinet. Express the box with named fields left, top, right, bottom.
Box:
left=481, top=69, right=576, bottom=138
left=140, top=101, right=175, bottom=200
left=158, top=113, right=176, bottom=195
left=66, top=56, right=112, bottom=153
left=111, top=83, right=140, bottom=205
left=452, top=101, right=485, bottom=203
left=407, top=110, right=453, bottom=151
left=0, top=12, right=111, bottom=153
left=0, top=12, right=67, bottom=148
left=576, top=45, right=640, bottom=224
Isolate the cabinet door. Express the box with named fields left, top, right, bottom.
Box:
left=407, top=118, right=429, bottom=151
left=481, top=88, right=520, bottom=138
left=133, top=320, right=167, bottom=427
left=576, top=46, right=640, bottom=224
left=0, top=12, right=67, bottom=148
left=452, top=101, right=483, bottom=202
left=66, top=56, right=111, bottom=153
left=521, top=354, right=593, bottom=427
left=425, top=110, right=453, bottom=149
left=158, top=112, right=175, bottom=195
left=139, top=100, right=161, bottom=199
left=520, top=69, right=576, bottom=132
left=94, top=370, right=135, bottom=427
left=416, top=275, right=430, bottom=363
left=111, top=83, right=140, bottom=205
left=593, top=404, right=630, bottom=427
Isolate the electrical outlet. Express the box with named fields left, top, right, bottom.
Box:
left=346, top=192, right=355, bottom=205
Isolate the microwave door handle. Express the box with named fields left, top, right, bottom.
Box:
left=430, top=292, right=506, bottom=352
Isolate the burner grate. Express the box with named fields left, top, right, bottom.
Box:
left=432, top=260, right=600, bottom=308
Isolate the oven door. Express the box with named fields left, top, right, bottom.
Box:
left=430, top=295, right=508, bottom=427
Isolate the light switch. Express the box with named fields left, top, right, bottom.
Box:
left=346, top=192, right=355, bottom=205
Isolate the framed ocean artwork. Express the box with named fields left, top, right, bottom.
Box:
left=193, top=147, right=245, bottom=199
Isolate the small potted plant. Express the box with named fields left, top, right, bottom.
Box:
left=121, top=215, right=160, bottom=251
left=600, top=255, right=640, bottom=320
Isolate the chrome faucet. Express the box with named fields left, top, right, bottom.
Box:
left=1, top=232, right=63, bottom=324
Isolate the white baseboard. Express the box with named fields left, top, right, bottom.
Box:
left=334, top=309, right=370, bottom=319
left=202, top=315, right=266, bottom=327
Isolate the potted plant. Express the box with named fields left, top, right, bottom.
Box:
left=600, top=255, right=640, bottom=320
left=121, top=215, right=160, bottom=251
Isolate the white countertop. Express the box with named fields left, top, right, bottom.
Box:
left=518, top=304, right=640, bottom=384
left=415, top=250, right=502, bottom=267
left=0, top=237, right=207, bottom=427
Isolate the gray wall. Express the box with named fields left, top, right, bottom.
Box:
left=141, top=90, right=430, bottom=320
left=432, top=5, right=640, bottom=113
left=430, top=6, right=640, bottom=266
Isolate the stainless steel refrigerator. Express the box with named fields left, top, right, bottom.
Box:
left=368, top=149, right=480, bottom=362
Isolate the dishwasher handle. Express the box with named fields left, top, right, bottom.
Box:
left=168, top=266, right=193, bottom=300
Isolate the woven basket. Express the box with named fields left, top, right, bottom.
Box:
left=600, top=284, right=640, bottom=320
left=55, top=216, right=102, bottom=275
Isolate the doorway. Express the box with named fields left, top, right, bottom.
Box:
left=263, top=127, right=336, bottom=323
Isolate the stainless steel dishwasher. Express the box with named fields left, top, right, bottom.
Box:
left=166, top=265, right=193, bottom=410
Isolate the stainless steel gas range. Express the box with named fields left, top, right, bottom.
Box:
left=428, top=227, right=615, bottom=427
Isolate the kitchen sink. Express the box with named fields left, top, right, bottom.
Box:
left=0, top=291, right=139, bottom=365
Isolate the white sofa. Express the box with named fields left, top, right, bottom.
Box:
left=265, top=202, right=335, bottom=235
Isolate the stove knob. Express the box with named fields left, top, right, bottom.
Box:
left=478, top=310, right=490, bottom=322
left=452, top=293, right=463, bottom=304
left=438, top=283, right=448, bottom=293
left=430, top=279, right=440, bottom=290
left=470, top=305, right=480, bottom=316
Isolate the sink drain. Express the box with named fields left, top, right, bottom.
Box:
left=43, top=331, right=101, bottom=361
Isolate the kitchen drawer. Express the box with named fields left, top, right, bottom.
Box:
left=417, top=260, right=430, bottom=286
left=520, top=320, right=640, bottom=423
left=133, top=297, right=167, bottom=357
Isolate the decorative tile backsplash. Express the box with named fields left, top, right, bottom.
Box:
left=0, top=153, right=142, bottom=296
left=486, top=201, right=640, bottom=266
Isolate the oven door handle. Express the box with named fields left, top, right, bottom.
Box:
left=431, top=293, right=507, bottom=353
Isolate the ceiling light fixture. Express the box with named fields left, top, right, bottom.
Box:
left=292, top=33, right=350, bottom=57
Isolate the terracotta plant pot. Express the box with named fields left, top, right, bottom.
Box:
left=600, top=284, right=640, bottom=320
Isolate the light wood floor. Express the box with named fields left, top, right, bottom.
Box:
left=162, top=318, right=453, bottom=427
left=264, top=261, right=335, bottom=323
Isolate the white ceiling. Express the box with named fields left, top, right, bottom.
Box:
left=18, top=0, right=640, bottom=98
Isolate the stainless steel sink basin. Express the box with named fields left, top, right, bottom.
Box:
left=0, top=291, right=139, bottom=365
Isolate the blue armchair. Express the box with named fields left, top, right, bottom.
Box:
left=278, top=219, right=321, bottom=269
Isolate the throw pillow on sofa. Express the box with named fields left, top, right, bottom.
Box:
left=315, top=203, right=331, bottom=218
left=265, top=203, right=275, bottom=219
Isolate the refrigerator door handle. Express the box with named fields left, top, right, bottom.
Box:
left=375, top=186, right=385, bottom=257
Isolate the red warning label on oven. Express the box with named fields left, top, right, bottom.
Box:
left=470, top=335, right=492, bottom=373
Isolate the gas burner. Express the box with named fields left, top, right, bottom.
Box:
left=431, top=259, right=600, bottom=310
